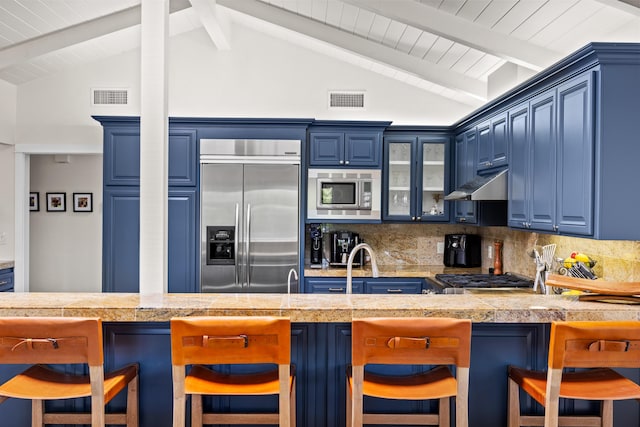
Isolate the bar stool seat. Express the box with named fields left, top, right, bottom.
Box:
left=347, top=317, right=472, bottom=427
left=171, top=316, right=295, bottom=427
left=0, top=317, right=139, bottom=427
left=508, top=320, right=640, bottom=427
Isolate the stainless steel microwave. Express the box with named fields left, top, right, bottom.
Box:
left=307, top=168, right=381, bottom=220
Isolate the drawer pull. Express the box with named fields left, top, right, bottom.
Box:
left=0, top=281, right=7, bottom=286
left=328, top=288, right=345, bottom=293
left=386, top=289, right=403, bottom=293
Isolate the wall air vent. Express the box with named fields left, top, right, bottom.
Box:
left=91, top=88, right=129, bottom=106
left=328, top=91, right=365, bottom=110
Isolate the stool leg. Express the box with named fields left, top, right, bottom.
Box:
left=172, top=366, right=186, bottom=427
left=290, top=378, right=296, bottom=427
left=351, top=367, right=364, bottom=427
left=602, top=400, right=613, bottom=427
left=438, top=397, right=450, bottom=427
left=191, top=394, right=202, bottom=427
left=127, top=373, right=139, bottom=427
left=507, top=377, right=520, bottom=427
left=31, top=399, right=44, bottom=427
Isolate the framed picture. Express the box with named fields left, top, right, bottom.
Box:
left=73, top=193, right=93, bottom=212
left=29, top=192, right=39, bottom=212
left=46, top=192, right=66, bottom=212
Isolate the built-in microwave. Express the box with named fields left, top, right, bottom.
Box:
left=307, top=168, right=381, bottom=220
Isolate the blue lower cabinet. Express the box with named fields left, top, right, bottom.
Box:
left=0, top=268, right=14, bottom=292
left=103, top=188, right=197, bottom=293
left=305, top=277, right=425, bottom=294
left=305, top=278, right=363, bottom=294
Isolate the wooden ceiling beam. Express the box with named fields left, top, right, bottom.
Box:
left=188, top=0, right=231, bottom=50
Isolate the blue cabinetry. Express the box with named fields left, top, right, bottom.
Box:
left=453, top=129, right=477, bottom=224
left=97, top=117, right=199, bottom=293
left=309, top=131, right=381, bottom=167
left=508, top=72, right=593, bottom=236
left=477, top=112, right=508, bottom=171
left=103, top=188, right=198, bottom=293
left=383, top=130, right=451, bottom=222
left=304, top=277, right=425, bottom=294
left=0, top=268, right=14, bottom=292
left=308, top=121, right=390, bottom=168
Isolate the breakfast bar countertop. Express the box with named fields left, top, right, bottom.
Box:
left=1, top=292, right=639, bottom=323
left=0, top=260, right=14, bottom=270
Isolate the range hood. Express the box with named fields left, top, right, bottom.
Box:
left=444, top=169, right=508, bottom=201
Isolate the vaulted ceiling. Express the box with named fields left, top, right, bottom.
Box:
left=0, top=0, right=638, bottom=106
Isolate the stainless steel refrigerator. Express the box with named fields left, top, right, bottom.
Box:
left=200, top=139, right=300, bottom=293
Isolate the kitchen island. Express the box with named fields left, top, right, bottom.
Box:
left=0, top=292, right=638, bottom=426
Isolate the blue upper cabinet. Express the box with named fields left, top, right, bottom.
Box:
left=507, top=72, right=593, bottom=236
left=383, top=130, right=450, bottom=222
left=477, top=113, right=508, bottom=172
left=453, top=129, right=477, bottom=224
left=308, top=121, right=390, bottom=168
left=103, top=125, right=197, bottom=186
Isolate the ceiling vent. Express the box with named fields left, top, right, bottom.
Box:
left=328, top=91, right=365, bottom=109
left=91, top=88, right=129, bottom=106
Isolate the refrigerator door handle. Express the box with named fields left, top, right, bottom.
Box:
left=234, top=203, right=239, bottom=287
left=245, top=203, right=251, bottom=288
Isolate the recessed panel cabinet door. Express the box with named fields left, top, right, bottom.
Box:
left=529, top=91, right=556, bottom=232
left=555, top=73, right=594, bottom=236
left=508, top=103, right=530, bottom=228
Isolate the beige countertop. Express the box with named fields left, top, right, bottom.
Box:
left=0, top=292, right=638, bottom=323
left=0, top=261, right=14, bottom=270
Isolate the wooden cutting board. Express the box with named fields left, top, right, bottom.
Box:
left=546, top=274, right=640, bottom=303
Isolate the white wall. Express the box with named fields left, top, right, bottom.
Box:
left=29, top=155, right=102, bottom=292
left=0, top=80, right=16, bottom=261
left=14, top=22, right=474, bottom=291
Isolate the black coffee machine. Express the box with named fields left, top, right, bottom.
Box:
left=444, top=234, right=481, bottom=267
left=309, top=224, right=323, bottom=268
left=330, top=231, right=364, bottom=267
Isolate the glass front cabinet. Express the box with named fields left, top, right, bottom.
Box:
left=383, top=132, right=450, bottom=222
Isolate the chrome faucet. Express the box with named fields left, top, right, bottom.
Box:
left=287, top=268, right=298, bottom=294
left=346, top=243, right=379, bottom=294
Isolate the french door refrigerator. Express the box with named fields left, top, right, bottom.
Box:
left=200, top=139, right=300, bottom=293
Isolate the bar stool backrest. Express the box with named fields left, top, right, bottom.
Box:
left=0, top=317, right=102, bottom=366
left=549, top=321, right=640, bottom=370
left=352, top=317, right=471, bottom=368
left=171, top=316, right=290, bottom=366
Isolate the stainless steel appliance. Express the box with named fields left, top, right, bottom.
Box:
left=444, top=234, right=481, bottom=267
left=330, top=231, right=364, bottom=267
left=200, top=139, right=300, bottom=293
left=427, top=273, right=534, bottom=293
left=307, top=168, right=381, bottom=220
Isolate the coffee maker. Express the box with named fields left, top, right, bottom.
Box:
left=309, top=224, right=323, bottom=268
left=443, top=234, right=481, bottom=267
left=330, top=231, right=364, bottom=267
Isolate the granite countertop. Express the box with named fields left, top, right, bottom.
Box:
left=0, top=261, right=14, bottom=270
left=0, top=292, right=638, bottom=323
left=304, top=264, right=482, bottom=278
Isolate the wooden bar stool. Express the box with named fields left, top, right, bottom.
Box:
left=170, top=316, right=295, bottom=427
left=0, top=316, right=139, bottom=427
left=508, top=320, right=640, bottom=427
left=347, top=317, right=472, bottom=427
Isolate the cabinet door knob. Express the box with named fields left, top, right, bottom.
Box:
left=416, top=216, right=421, bottom=221
left=460, top=218, right=466, bottom=222
left=345, top=160, right=350, bottom=165
left=339, top=160, right=344, bottom=164
left=553, top=225, right=559, bottom=231
left=411, top=216, right=416, bottom=221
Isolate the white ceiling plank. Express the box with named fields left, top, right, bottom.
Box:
left=511, top=0, right=579, bottom=41
left=342, top=0, right=560, bottom=70
left=529, top=0, right=603, bottom=47
left=0, top=0, right=192, bottom=70
left=396, top=25, right=422, bottom=53
left=491, top=0, right=548, bottom=35
left=368, top=14, right=391, bottom=43
left=593, top=0, right=640, bottom=16
left=353, top=8, right=375, bottom=36
left=188, top=0, right=231, bottom=50
left=382, top=20, right=407, bottom=48
left=297, top=0, right=313, bottom=16
left=409, top=31, right=438, bottom=59
left=437, top=42, right=470, bottom=68
left=310, top=0, right=328, bottom=21
left=339, top=3, right=359, bottom=32
left=439, top=0, right=466, bottom=15
left=1, top=1, right=53, bottom=36
left=325, top=0, right=343, bottom=27
left=218, top=0, right=487, bottom=99
left=457, top=0, right=492, bottom=21
left=474, top=0, right=518, bottom=27
left=424, top=37, right=453, bottom=63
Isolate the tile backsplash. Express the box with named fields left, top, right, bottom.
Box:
left=312, top=224, right=640, bottom=281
